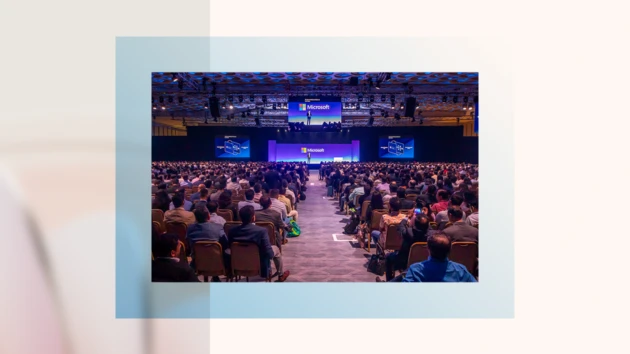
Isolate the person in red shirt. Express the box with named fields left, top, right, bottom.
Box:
left=431, top=189, right=450, bottom=214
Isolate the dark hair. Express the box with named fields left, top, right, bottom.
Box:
left=450, top=194, right=464, bottom=207
left=231, top=176, right=237, bottom=183
left=390, top=183, right=398, bottom=194
left=270, top=189, right=279, bottom=198
left=371, top=192, right=384, bottom=210
left=154, top=233, right=179, bottom=258
left=254, top=183, right=262, bottom=193
left=447, top=207, right=464, bottom=220
left=260, top=196, right=271, bottom=209
left=158, top=183, right=167, bottom=190
left=207, top=200, right=219, bottom=213
left=200, top=188, right=209, bottom=198
left=388, top=197, right=401, bottom=212
left=397, top=189, right=406, bottom=199
left=245, top=189, right=255, bottom=201
left=413, top=213, right=430, bottom=237
left=171, top=194, right=183, bottom=208
left=194, top=206, right=209, bottom=223
left=279, top=187, right=286, bottom=195
left=427, top=232, right=451, bottom=260
left=437, top=189, right=450, bottom=201
left=239, top=205, right=255, bottom=224
left=218, top=191, right=232, bottom=208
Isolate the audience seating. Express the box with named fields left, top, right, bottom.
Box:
left=230, top=242, right=269, bottom=282
left=444, top=222, right=453, bottom=229
left=240, top=182, right=249, bottom=190
left=255, top=221, right=278, bottom=250
left=193, top=241, right=227, bottom=282
left=360, top=200, right=370, bottom=221
left=166, top=221, right=188, bottom=245
left=429, top=222, right=438, bottom=230
left=407, top=242, right=429, bottom=266
left=450, top=242, right=478, bottom=276
left=366, top=209, right=388, bottom=252
left=232, top=194, right=245, bottom=202
left=177, top=240, right=188, bottom=264
left=405, top=194, right=417, bottom=201
left=223, top=221, right=242, bottom=236
left=152, top=221, right=164, bottom=235
left=217, top=209, right=233, bottom=221
left=381, top=223, right=402, bottom=251
left=152, top=209, right=165, bottom=230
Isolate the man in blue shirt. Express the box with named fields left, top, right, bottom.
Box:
left=402, top=232, right=476, bottom=282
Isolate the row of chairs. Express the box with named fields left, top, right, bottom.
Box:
left=406, top=241, right=478, bottom=276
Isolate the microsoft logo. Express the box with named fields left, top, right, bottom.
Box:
left=301, top=147, right=307, bottom=153
left=298, top=103, right=307, bottom=111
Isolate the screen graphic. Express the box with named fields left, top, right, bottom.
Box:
left=378, top=136, right=414, bottom=159
left=268, top=141, right=360, bottom=164
left=288, top=96, right=342, bottom=125
left=215, top=136, right=250, bottom=158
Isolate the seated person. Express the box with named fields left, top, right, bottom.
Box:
left=371, top=197, right=406, bottom=247
left=397, top=188, right=416, bottom=210
left=379, top=211, right=430, bottom=281
left=186, top=206, right=229, bottom=276
left=252, top=183, right=264, bottom=203
left=190, top=183, right=205, bottom=202
left=278, top=187, right=299, bottom=221
left=402, top=232, right=476, bottom=282
left=226, top=176, right=241, bottom=192
left=206, top=200, right=226, bottom=227
left=164, top=194, right=196, bottom=225
left=238, top=189, right=262, bottom=211
left=218, top=191, right=239, bottom=221
left=383, top=182, right=398, bottom=203
left=442, top=208, right=478, bottom=242
left=464, top=195, right=479, bottom=227
left=434, top=194, right=466, bottom=226
left=191, top=188, right=209, bottom=210
left=255, top=196, right=288, bottom=246
left=152, top=233, right=199, bottom=282
left=227, top=206, right=290, bottom=282
left=431, top=189, right=450, bottom=214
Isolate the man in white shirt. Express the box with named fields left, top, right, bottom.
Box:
left=226, top=176, right=241, bottom=192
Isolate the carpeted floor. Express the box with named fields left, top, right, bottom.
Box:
left=281, top=170, right=378, bottom=282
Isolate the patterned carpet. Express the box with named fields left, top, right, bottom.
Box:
left=281, top=171, right=378, bottom=282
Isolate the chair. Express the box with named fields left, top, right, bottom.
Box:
left=381, top=223, right=402, bottom=251
left=217, top=209, right=233, bottom=222
left=450, top=242, right=478, bottom=276
left=429, top=222, right=438, bottom=230
left=165, top=221, right=188, bottom=252
left=223, top=221, right=242, bottom=236
left=255, top=222, right=278, bottom=250
left=193, top=241, right=227, bottom=282
left=406, top=194, right=417, bottom=201
left=407, top=242, right=429, bottom=267
left=360, top=200, right=370, bottom=221
left=231, top=242, right=269, bottom=282
left=177, top=241, right=188, bottom=264
left=232, top=194, right=245, bottom=202
left=444, top=222, right=453, bottom=229
left=400, top=209, right=412, bottom=216
left=367, top=209, right=388, bottom=252
left=152, top=209, right=165, bottom=230
left=152, top=221, right=164, bottom=235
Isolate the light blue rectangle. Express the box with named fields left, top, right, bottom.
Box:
left=116, top=37, right=513, bottom=318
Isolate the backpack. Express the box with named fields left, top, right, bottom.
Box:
left=367, top=254, right=386, bottom=276
left=299, top=192, right=306, bottom=201
left=287, top=219, right=301, bottom=237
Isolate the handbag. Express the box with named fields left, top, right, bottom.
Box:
left=367, top=254, right=386, bottom=276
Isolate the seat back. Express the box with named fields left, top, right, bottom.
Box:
left=370, top=209, right=388, bottom=230
left=217, top=209, right=233, bottom=222
left=450, top=242, right=478, bottom=275
left=165, top=221, right=188, bottom=245
left=152, top=221, right=164, bottom=235
left=193, top=241, right=226, bottom=276
left=399, top=209, right=412, bottom=216
left=223, top=221, right=242, bottom=236
left=407, top=242, right=429, bottom=266
left=360, top=200, right=370, bottom=221
left=429, top=222, right=438, bottom=230
left=255, top=222, right=277, bottom=247
left=230, top=242, right=261, bottom=277
left=152, top=209, right=165, bottom=229
left=444, top=222, right=453, bottom=229
left=406, top=194, right=417, bottom=201
left=383, top=223, right=402, bottom=251
left=232, top=194, right=245, bottom=202
left=177, top=241, right=188, bottom=264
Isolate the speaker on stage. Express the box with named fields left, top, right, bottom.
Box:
left=209, top=97, right=220, bottom=118
left=405, top=97, right=416, bottom=118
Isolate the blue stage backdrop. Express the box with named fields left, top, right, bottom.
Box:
left=268, top=141, right=360, bottom=163
left=378, top=136, right=415, bottom=159
left=288, top=96, right=342, bottom=125
left=215, top=136, right=251, bottom=158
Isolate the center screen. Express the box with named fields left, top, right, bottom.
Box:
left=288, top=96, right=342, bottom=125
left=378, top=136, right=415, bottom=159
left=268, top=141, right=360, bottom=164
left=215, top=136, right=250, bottom=159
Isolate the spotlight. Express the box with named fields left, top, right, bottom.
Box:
left=453, top=96, right=458, bottom=103
left=442, top=96, right=447, bottom=103
left=172, top=73, right=178, bottom=82
left=238, top=95, right=243, bottom=102
left=178, top=96, right=183, bottom=104
left=249, top=94, right=255, bottom=102
left=462, top=105, right=467, bottom=110
left=204, top=103, right=208, bottom=109
left=152, top=104, right=157, bottom=110
left=375, top=81, right=381, bottom=90
left=400, top=103, right=405, bottom=110
left=229, top=103, right=233, bottom=109
left=161, top=105, right=166, bottom=110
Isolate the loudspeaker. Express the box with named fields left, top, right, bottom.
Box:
left=209, top=97, right=220, bottom=118
left=405, top=97, right=416, bottom=118
left=349, top=77, right=359, bottom=86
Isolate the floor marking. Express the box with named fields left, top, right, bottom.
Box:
left=332, top=234, right=356, bottom=242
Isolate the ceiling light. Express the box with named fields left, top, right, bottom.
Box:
left=204, top=103, right=208, bottom=109
left=229, top=103, right=234, bottom=109
left=161, top=105, right=166, bottom=110
left=152, top=105, right=157, bottom=110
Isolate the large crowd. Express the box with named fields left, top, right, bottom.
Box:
left=151, top=160, right=479, bottom=283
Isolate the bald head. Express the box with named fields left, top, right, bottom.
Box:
left=428, top=232, right=451, bottom=260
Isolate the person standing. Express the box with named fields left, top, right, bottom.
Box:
left=307, top=110, right=312, bottom=125
left=307, top=151, right=311, bottom=164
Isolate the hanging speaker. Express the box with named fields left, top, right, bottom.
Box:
left=405, top=97, right=416, bottom=118
left=209, top=97, right=220, bottom=118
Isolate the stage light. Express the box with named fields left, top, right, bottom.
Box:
left=400, top=103, right=405, bottom=110
left=453, top=96, right=458, bottom=103
left=152, top=104, right=157, bottom=110
left=161, top=105, right=166, bottom=110
left=229, top=103, right=233, bottom=109
left=172, top=73, right=178, bottom=82
left=204, top=103, right=208, bottom=109
left=442, top=96, right=447, bottom=103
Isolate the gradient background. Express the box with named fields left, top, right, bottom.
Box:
left=269, top=141, right=360, bottom=163
left=2, top=1, right=629, bottom=353
left=288, top=96, right=342, bottom=125
left=379, top=137, right=415, bottom=158
left=215, top=136, right=251, bottom=158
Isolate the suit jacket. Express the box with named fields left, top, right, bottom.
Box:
left=443, top=221, right=478, bottom=243
left=227, top=223, right=275, bottom=278
left=400, top=199, right=416, bottom=210
left=152, top=258, right=199, bottom=282
left=164, top=207, right=196, bottom=225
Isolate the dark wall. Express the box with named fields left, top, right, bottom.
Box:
left=152, top=126, right=478, bottom=163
